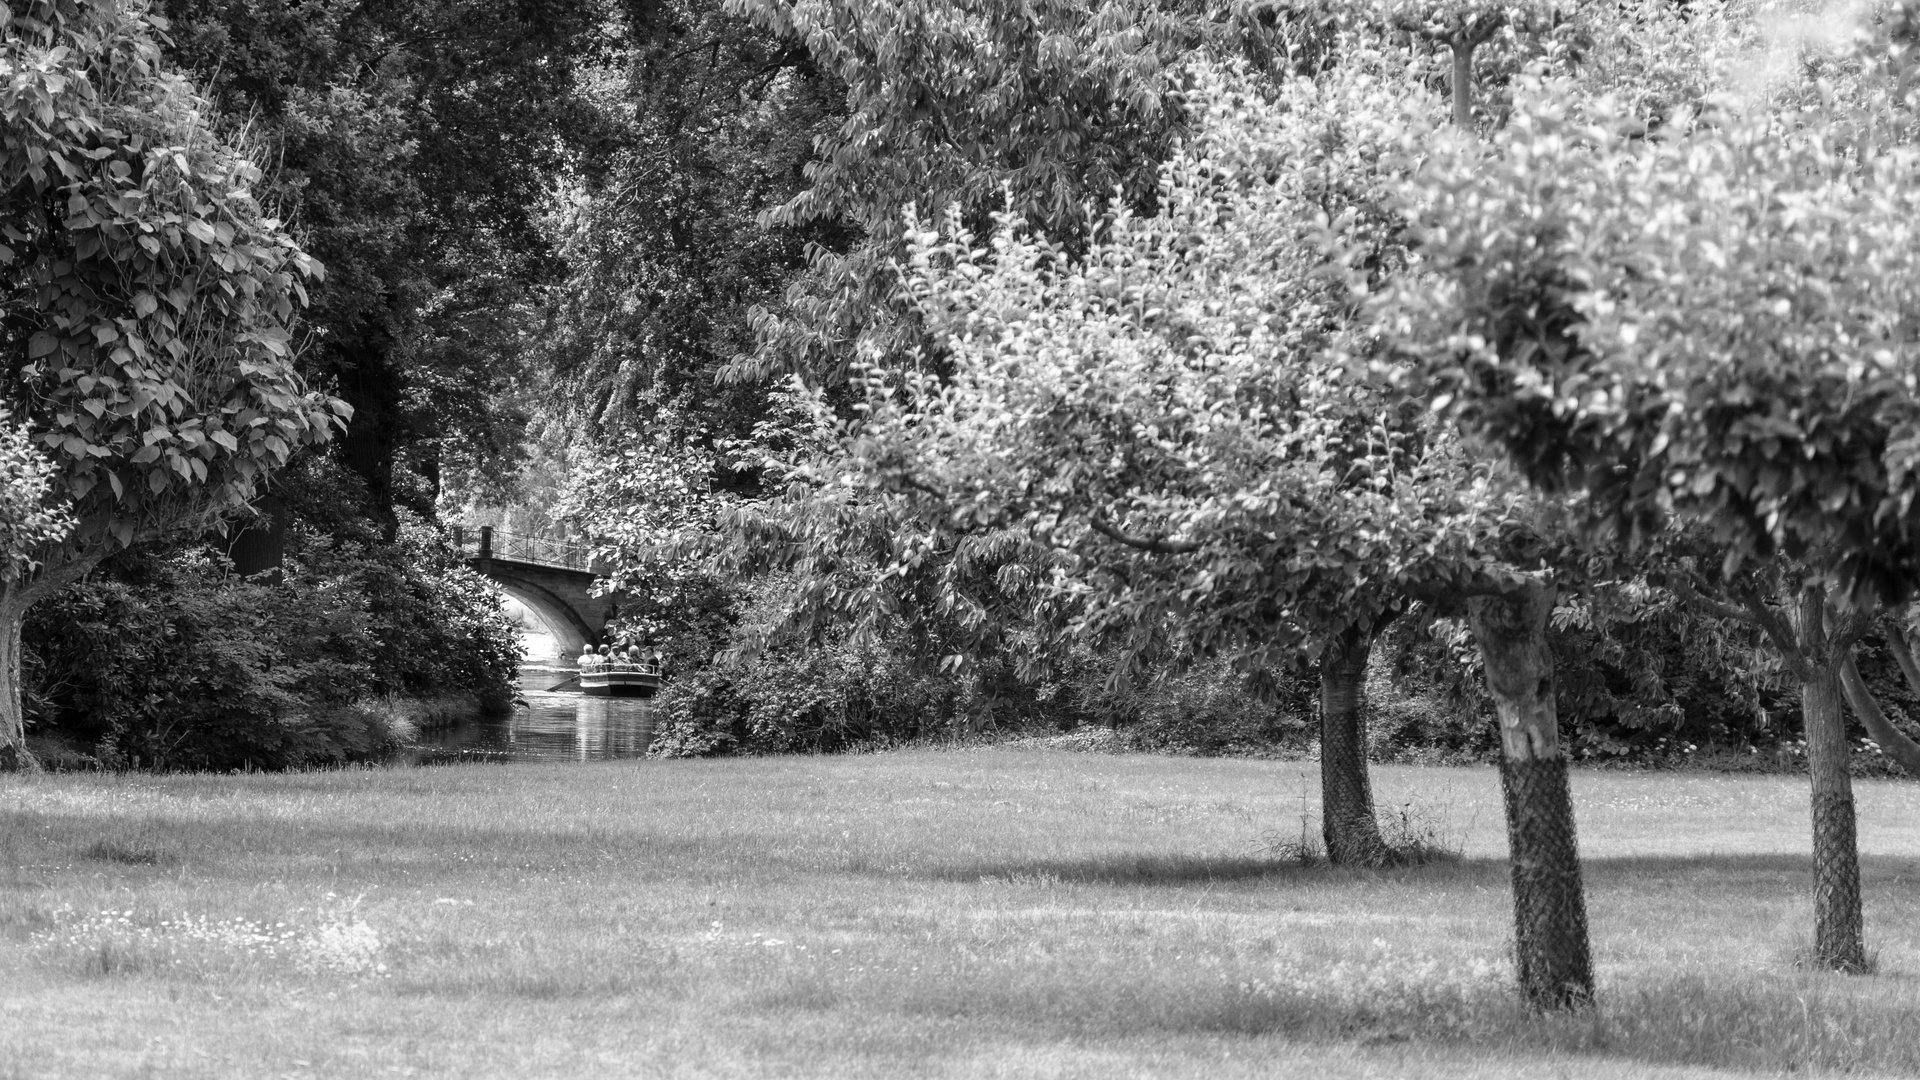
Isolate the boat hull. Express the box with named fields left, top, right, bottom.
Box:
left=579, top=670, right=661, bottom=698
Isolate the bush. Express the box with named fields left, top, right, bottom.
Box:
left=22, top=517, right=519, bottom=771
left=1090, top=659, right=1314, bottom=756
left=649, top=636, right=975, bottom=757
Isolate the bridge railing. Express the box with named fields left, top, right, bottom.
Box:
left=453, top=525, right=602, bottom=573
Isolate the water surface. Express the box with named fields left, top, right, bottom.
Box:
left=406, top=668, right=655, bottom=765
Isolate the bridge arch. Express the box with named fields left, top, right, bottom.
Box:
left=490, top=575, right=595, bottom=659
left=458, top=528, right=617, bottom=662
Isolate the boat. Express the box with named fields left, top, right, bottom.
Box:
left=578, top=661, right=663, bottom=699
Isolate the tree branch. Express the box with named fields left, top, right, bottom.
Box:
left=1839, top=650, right=1920, bottom=776
left=1737, top=587, right=1811, bottom=682
left=1667, top=572, right=1758, bottom=625
left=1086, top=515, right=1201, bottom=555
left=1828, top=603, right=1876, bottom=653
left=1886, top=616, right=1920, bottom=698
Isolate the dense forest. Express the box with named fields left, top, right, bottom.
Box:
left=9, top=0, right=1920, bottom=1002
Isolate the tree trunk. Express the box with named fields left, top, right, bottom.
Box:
left=1745, top=582, right=1871, bottom=974
left=1468, top=580, right=1594, bottom=1010
left=1792, top=583, right=1868, bottom=972
left=0, top=552, right=107, bottom=772
left=1450, top=41, right=1475, bottom=128
left=1804, top=664, right=1865, bottom=969
left=0, top=585, right=34, bottom=772
left=1838, top=652, right=1920, bottom=776
left=1320, top=623, right=1391, bottom=867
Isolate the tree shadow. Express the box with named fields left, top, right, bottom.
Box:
left=928, top=850, right=1920, bottom=890
left=928, top=853, right=1318, bottom=885
left=1580, top=852, right=1920, bottom=885
left=924, top=852, right=1518, bottom=886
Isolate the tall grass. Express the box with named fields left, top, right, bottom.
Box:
left=2, top=751, right=1917, bottom=1078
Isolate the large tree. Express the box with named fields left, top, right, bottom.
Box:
left=0, top=0, right=342, bottom=768
left=1375, top=11, right=1920, bottom=970
left=154, top=0, right=600, bottom=520
left=862, top=57, right=1595, bottom=1007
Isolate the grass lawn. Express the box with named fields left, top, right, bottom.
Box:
left=4, top=748, right=1920, bottom=1079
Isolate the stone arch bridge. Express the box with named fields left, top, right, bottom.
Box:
left=456, top=527, right=616, bottom=658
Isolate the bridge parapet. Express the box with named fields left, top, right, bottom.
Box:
left=453, top=525, right=606, bottom=574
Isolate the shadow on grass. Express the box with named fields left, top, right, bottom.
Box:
left=1582, top=852, right=1920, bottom=886
left=933, top=850, right=1920, bottom=891
left=928, top=853, right=1503, bottom=886
left=929, top=854, right=1307, bottom=885
left=79, top=837, right=176, bottom=867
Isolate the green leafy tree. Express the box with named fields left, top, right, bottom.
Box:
left=1373, top=10, right=1920, bottom=968
left=723, top=0, right=1212, bottom=385
left=532, top=0, right=844, bottom=441
left=0, top=0, right=341, bottom=769
left=156, top=0, right=599, bottom=519
left=865, top=57, right=1596, bottom=1007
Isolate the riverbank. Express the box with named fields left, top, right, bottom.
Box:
left=6, top=749, right=1920, bottom=1078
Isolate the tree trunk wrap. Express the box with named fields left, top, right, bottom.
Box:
left=1838, top=652, right=1920, bottom=776
left=1803, top=664, right=1867, bottom=971
left=1319, top=624, right=1390, bottom=866
left=1498, top=754, right=1592, bottom=1007
left=1468, top=582, right=1595, bottom=1010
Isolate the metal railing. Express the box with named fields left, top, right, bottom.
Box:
left=453, top=525, right=601, bottom=573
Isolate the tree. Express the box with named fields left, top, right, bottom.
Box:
left=1369, top=0, right=1559, bottom=127
left=862, top=58, right=1595, bottom=1006
left=156, top=0, right=600, bottom=520
left=530, top=0, right=845, bottom=443
left=0, top=0, right=342, bottom=768
left=722, top=0, right=1213, bottom=385
left=1374, top=13, right=1920, bottom=967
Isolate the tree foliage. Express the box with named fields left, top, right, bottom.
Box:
left=2, top=0, right=341, bottom=553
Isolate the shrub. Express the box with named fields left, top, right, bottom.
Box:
left=1093, top=660, right=1314, bottom=756
left=22, top=515, right=519, bottom=771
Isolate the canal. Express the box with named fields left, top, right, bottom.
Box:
left=407, top=667, right=655, bottom=764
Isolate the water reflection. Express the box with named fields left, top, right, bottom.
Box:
left=405, top=668, right=655, bottom=765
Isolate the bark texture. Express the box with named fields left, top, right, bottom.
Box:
left=0, top=603, right=27, bottom=773
left=1468, top=581, right=1594, bottom=1010
left=1804, top=663, right=1866, bottom=971
left=1757, top=583, right=1870, bottom=973
left=1319, top=624, right=1390, bottom=867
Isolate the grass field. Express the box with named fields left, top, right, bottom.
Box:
left=4, top=748, right=1920, bottom=1079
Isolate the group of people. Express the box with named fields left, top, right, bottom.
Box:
left=578, top=643, right=660, bottom=671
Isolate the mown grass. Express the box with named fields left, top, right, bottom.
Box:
left=3, top=750, right=1919, bottom=1079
